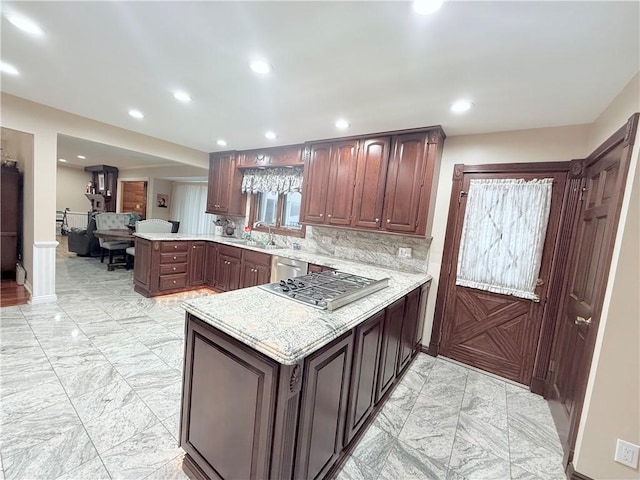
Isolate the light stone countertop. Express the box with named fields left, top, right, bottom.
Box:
left=134, top=232, right=431, bottom=365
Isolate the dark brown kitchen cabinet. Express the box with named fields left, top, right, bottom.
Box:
left=294, top=331, right=354, bottom=480
left=344, top=310, right=384, bottom=444
left=382, top=131, right=442, bottom=235
left=206, top=152, right=246, bottom=216
left=188, top=242, right=206, bottom=286
left=307, top=263, right=336, bottom=274
left=215, top=244, right=242, bottom=292
left=133, top=237, right=152, bottom=292
left=301, top=140, right=358, bottom=227
left=134, top=240, right=209, bottom=297
left=325, top=140, right=358, bottom=226
left=240, top=249, right=271, bottom=288
left=375, top=297, right=406, bottom=403
left=237, top=145, right=304, bottom=168
left=300, top=143, right=332, bottom=224
left=205, top=242, right=217, bottom=288
left=181, top=315, right=278, bottom=480
left=351, top=137, right=390, bottom=230
left=398, top=288, right=421, bottom=373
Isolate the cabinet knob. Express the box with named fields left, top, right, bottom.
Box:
left=319, top=213, right=323, bottom=217
left=386, top=219, right=391, bottom=223
left=173, top=280, right=177, bottom=284
left=327, top=214, right=332, bottom=218
left=173, top=267, right=176, bottom=271
left=193, top=245, right=196, bottom=249
left=174, top=245, right=178, bottom=249
left=173, top=256, right=177, bottom=260
left=375, top=218, right=379, bottom=222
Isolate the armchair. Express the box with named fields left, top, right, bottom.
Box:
left=67, top=215, right=101, bottom=257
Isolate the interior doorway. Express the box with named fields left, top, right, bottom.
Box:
left=120, top=181, right=148, bottom=218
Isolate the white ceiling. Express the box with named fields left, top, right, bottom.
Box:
left=1, top=1, right=639, bottom=154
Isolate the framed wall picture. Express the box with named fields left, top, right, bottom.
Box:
left=157, top=193, right=169, bottom=208
left=97, top=173, right=105, bottom=192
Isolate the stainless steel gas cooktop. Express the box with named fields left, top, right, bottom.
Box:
left=259, top=270, right=389, bottom=310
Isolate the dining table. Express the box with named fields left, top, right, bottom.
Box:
left=94, top=229, right=135, bottom=270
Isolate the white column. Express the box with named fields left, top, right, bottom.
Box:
left=28, top=241, right=58, bottom=304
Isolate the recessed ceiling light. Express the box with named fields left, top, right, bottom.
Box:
left=7, top=14, right=44, bottom=36
left=77, top=155, right=86, bottom=159
left=413, top=0, right=444, bottom=15
left=0, top=62, right=19, bottom=76
left=216, top=139, right=227, bottom=147
left=335, top=119, right=350, bottom=129
left=173, top=90, right=191, bottom=102
left=128, top=109, right=144, bottom=119
left=250, top=60, right=272, bottom=75
left=450, top=99, right=474, bottom=113
left=58, top=158, right=67, bottom=163
left=264, top=131, right=277, bottom=140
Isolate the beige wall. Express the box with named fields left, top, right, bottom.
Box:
left=423, top=124, right=591, bottom=343
left=573, top=73, right=640, bottom=479
left=148, top=179, right=173, bottom=220
left=56, top=166, right=92, bottom=212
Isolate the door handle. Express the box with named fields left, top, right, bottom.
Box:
left=575, top=316, right=592, bottom=326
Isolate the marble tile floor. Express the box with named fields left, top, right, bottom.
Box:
left=0, top=250, right=565, bottom=480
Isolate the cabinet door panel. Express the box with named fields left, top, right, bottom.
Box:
left=133, top=238, right=152, bottom=290
left=181, top=317, right=277, bottom=480
left=345, top=310, right=384, bottom=444
left=215, top=254, right=230, bottom=291
left=398, top=288, right=420, bottom=373
left=326, top=140, right=358, bottom=226
left=301, top=143, right=332, bottom=224
left=205, top=243, right=217, bottom=287
left=382, top=133, right=428, bottom=234
left=188, top=242, right=206, bottom=286
left=376, top=297, right=405, bottom=403
left=295, top=333, right=353, bottom=480
left=352, top=137, right=390, bottom=230
left=240, top=262, right=258, bottom=289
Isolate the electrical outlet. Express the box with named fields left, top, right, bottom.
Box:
left=615, top=439, right=639, bottom=469
left=398, top=247, right=412, bottom=259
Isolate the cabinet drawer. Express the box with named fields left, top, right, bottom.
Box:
left=218, top=244, right=242, bottom=259
left=160, top=242, right=189, bottom=253
left=160, top=253, right=188, bottom=264
left=159, top=274, right=188, bottom=291
left=242, top=249, right=271, bottom=267
left=160, top=262, right=188, bottom=275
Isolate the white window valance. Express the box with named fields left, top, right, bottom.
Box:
left=455, top=178, right=553, bottom=301
left=241, top=167, right=303, bottom=194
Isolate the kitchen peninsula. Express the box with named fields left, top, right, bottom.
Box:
left=143, top=234, right=431, bottom=480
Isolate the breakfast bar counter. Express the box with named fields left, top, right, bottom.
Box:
left=164, top=234, right=432, bottom=480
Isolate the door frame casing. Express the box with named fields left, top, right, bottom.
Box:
left=429, top=161, right=578, bottom=393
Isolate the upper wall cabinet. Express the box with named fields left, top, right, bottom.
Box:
left=300, top=128, right=445, bottom=237
left=237, top=145, right=304, bottom=168
left=300, top=140, right=359, bottom=227
left=206, top=152, right=246, bottom=216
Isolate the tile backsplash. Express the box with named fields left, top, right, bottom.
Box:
left=225, top=216, right=431, bottom=273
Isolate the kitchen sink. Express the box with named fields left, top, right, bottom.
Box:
left=222, top=238, right=282, bottom=250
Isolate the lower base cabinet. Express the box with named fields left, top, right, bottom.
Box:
left=180, top=282, right=430, bottom=480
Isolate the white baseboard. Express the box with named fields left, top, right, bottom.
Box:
left=29, top=294, right=57, bottom=305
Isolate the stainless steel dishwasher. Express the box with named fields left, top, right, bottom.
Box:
left=270, top=256, right=308, bottom=282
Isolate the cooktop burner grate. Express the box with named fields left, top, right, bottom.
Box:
left=259, top=270, right=389, bottom=310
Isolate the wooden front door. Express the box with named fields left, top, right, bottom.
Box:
left=120, top=181, right=147, bottom=218
left=547, top=114, right=638, bottom=462
left=435, top=164, right=570, bottom=385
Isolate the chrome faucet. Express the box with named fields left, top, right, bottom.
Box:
left=253, top=221, right=275, bottom=245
